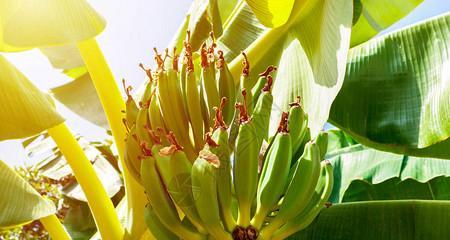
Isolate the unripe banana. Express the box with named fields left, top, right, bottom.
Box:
left=191, top=149, right=232, bottom=240
left=272, top=160, right=334, bottom=240
left=251, top=66, right=276, bottom=107
left=123, top=127, right=142, bottom=184
left=148, top=89, right=166, bottom=133
left=315, top=131, right=329, bottom=160
left=200, top=42, right=221, bottom=124
left=184, top=46, right=205, bottom=151
left=159, top=132, right=207, bottom=234
left=122, top=79, right=139, bottom=128
left=251, top=75, right=274, bottom=142
left=234, top=90, right=259, bottom=227
left=288, top=96, right=308, bottom=157
left=140, top=143, right=205, bottom=240
left=259, top=141, right=321, bottom=237
left=206, top=100, right=236, bottom=232
left=135, top=102, right=151, bottom=143
left=144, top=204, right=179, bottom=240
left=154, top=49, right=196, bottom=159
left=216, top=51, right=236, bottom=125
left=252, top=112, right=292, bottom=229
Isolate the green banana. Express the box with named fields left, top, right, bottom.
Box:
left=160, top=132, right=207, bottom=234
left=206, top=100, right=236, bottom=232
left=155, top=49, right=196, bottom=159
left=200, top=42, right=221, bottom=124
left=140, top=143, right=205, bottom=240
left=251, top=75, right=274, bottom=143
left=135, top=101, right=151, bottom=143
left=122, top=79, right=139, bottom=128
left=315, top=131, right=329, bottom=160
left=123, top=127, right=142, bottom=184
left=148, top=89, right=166, bottom=134
left=259, top=141, right=321, bottom=237
left=251, top=65, right=276, bottom=106
left=234, top=90, right=260, bottom=227
left=216, top=50, right=236, bottom=125
left=184, top=45, right=205, bottom=151
left=191, top=149, right=232, bottom=240
left=144, top=204, right=179, bottom=240
left=288, top=96, right=308, bottom=157
left=272, top=160, right=334, bottom=240
left=252, top=112, right=292, bottom=229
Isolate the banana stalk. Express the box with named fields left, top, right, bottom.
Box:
left=40, top=214, right=71, bottom=240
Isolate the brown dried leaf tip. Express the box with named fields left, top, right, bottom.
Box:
left=183, top=31, right=195, bottom=73
left=289, top=96, right=302, bottom=108
left=138, top=63, right=153, bottom=83
left=277, top=112, right=289, bottom=133
left=258, top=65, right=277, bottom=78
left=262, top=75, right=273, bottom=92
left=145, top=127, right=162, bottom=145
left=172, top=47, right=179, bottom=71
left=167, top=131, right=183, bottom=151
left=235, top=89, right=250, bottom=123
left=140, top=141, right=152, bottom=157
left=241, top=52, right=250, bottom=76
left=153, top=47, right=166, bottom=71
left=122, top=78, right=133, bottom=101
left=205, top=132, right=219, bottom=148
left=213, top=97, right=228, bottom=130
left=199, top=149, right=220, bottom=168
left=200, top=43, right=209, bottom=68
left=216, top=50, right=225, bottom=69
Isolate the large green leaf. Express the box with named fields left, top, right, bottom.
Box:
left=245, top=0, right=295, bottom=27
left=0, top=0, right=105, bottom=50
left=342, top=176, right=450, bottom=202
left=0, top=160, right=56, bottom=229
left=329, top=13, right=450, bottom=158
left=290, top=200, right=450, bottom=240
left=350, top=0, right=423, bottom=46
left=327, top=144, right=450, bottom=203
left=51, top=73, right=109, bottom=129
left=0, top=55, right=64, bottom=141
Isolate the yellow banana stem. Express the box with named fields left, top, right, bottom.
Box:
left=48, top=123, right=123, bottom=239
left=76, top=38, right=147, bottom=238
left=40, top=214, right=71, bottom=240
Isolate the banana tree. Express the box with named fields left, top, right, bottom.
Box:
left=0, top=0, right=449, bottom=239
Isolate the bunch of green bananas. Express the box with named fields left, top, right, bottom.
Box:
left=123, top=32, right=334, bottom=240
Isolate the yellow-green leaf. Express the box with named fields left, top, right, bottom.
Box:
left=40, top=44, right=84, bottom=70
left=350, top=0, right=423, bottom=46
left=0, top=160, right=56, bottom=229
left=245, top=0, right=296, bottom=27
left=0, top=0, right=106, bottom=50
left=0, top=55, right=64, bottom=140
left=51, top=73, right=108, bottom=129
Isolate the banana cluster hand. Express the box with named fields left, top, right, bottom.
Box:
left=123, top=31, right=334, bottom=240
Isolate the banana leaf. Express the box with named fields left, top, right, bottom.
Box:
left=327, top=144, right=450, bottom=203
left=329, top=13, right=450, bottom=158
left=51, top=73, right=109, bottom=129
left=0, top=0, right=105, bottom=50
left=245, top=0, right=295, bottom=27
left=0, top=55, right=64, bottom=141
left=290, top=200, right=450, bottom=240
left=0, top=160, right=56, bottom=229
left=350, top=0, right=423, bottom=46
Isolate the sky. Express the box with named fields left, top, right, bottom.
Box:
left=1, top=0, right=450, bottom=167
